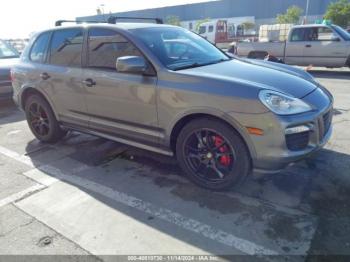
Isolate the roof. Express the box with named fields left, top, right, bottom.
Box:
left=40, top=22, right=176, bottom=33
left=292, top=24, right=334, bottom=28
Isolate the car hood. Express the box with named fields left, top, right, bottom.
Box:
left=178, top=59, right=318, bottom=98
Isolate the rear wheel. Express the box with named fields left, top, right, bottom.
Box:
left=176, top=118, right=251, bottom=191
left=25, top=94, right=67, bottom=143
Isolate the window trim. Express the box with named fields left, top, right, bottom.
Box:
left=48, top=27, right=84, bottom=68
left=29, top=31, right=52, bottom=64
left=85, top=27, right=157, bottom=76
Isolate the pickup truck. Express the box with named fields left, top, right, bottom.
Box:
left=236, top=24, right=350, bottom=68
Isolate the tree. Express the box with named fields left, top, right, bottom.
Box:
left=276, top=6, right=303, bottom=24
left=324, top=0, right=350, bottom=28
left=165, top=15, right=181, bottom=26
left=195, top=18, right=211, bottom=33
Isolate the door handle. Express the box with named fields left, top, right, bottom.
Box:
left=305, top=44, right=312, bottom=48
left=82, top=78, right=96, bottom=87
left=40, top=72, right=50, bottom=80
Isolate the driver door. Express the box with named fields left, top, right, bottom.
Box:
left=82, top=28, right=160, bottom=145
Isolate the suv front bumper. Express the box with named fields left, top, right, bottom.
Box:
left=229, top=88, right=333, bottom=174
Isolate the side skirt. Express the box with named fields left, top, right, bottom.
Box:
left=60, top=123, right=174, bottom=157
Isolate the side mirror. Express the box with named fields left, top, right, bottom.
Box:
left=116, top=56, right=147, bottom=74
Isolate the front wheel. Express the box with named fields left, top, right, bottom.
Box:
left=176, top=118, right=251, bottom=191
left=25, top=94, right=67, bottom=143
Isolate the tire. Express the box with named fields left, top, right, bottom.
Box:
left=24, top=94, right=67, bottom=143
left=176, top=118, right=251, bottom=191
left=247, top=51, right=268, bottom=60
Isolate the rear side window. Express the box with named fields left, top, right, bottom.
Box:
left=87, top=28, right=142, bottom=70
left=30, top=32, right=50, bottom=63
left=49, top=28, right=83, bottom=67
left=290, top=28, right=306, bottom=41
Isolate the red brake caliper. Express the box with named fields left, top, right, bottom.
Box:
left=214, top=136, right=232, bottom=166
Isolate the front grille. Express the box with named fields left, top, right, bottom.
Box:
left=286, top=131, right=310, bottom=151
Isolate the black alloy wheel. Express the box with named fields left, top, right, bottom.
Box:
left=176, top=118, right=251, bottom=191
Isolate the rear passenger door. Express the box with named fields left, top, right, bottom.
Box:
left=42, top=28, right=88, bottom=127
left=82, top=28, right=159, bottom=145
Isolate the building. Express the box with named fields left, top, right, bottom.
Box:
left=77, top=0, right=335, bottom=32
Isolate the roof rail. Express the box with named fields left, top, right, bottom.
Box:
left=55, top=20, right=104, bottom=26
left=55, top=16, right=163, bottom=27
left=106, top=16, right=163, bottom=24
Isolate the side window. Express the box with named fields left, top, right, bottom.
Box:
left=290, top=28, right=305, bottom=41
left=49, top=29, right=83, bottom=67
left=199, top=26, right=206, bottom=34
left=88, top=28, right=142, bottom=70
left=30, top=32, right=50, bottom=63
left=208, top=26, right=214, bottom=33
left=317, top=27, right=335, bottom=41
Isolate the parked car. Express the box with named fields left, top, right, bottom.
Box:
left=236, top=24, right=350, bottom=68
left=12, top=18, right=333, bottom=190
left=0, top=39, right=19, bottom=100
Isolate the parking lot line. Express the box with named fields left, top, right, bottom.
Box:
left=0, top=184, right=46, bottom=208
left=0, top=144, right=279, bottom=255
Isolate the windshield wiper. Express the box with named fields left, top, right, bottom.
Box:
left=173, top=58, right=230, bottom=71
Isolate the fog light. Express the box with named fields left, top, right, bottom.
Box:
left=285, top=125, right=313, bottom=135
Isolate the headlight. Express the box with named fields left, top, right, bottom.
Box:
left=259, top=90, right=312, bottom=115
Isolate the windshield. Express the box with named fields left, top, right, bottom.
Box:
left=0, top=40, right=19, bottom=59
left=331, top=25, right=350, bottom=41
left=131, top=27, right=230, bottom=70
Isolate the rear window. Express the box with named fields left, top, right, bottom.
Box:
left=49, top=28, right=83, bottom=67
left=290, top=28, right=306, bottom=41
left=29, top=32, right=50, bottom=63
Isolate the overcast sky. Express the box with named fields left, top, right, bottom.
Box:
left=1, top=0, right=212, bottom=39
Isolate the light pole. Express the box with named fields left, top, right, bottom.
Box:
left=304, top=0, right=310, bottom=24
left=99, top=4, right=106, bottom=21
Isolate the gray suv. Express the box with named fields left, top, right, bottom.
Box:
left=12, top=20, right=333, bottom=190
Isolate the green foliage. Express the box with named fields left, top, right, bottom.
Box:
left=276, top=6, right=304, bottom=24
left=195, top=18, right=211, bottom=32
left=324, top=0, right=350, bottom=28
left=165, top=15, right=181, bottom=26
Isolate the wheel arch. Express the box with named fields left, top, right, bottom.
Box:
left=20, top=87, right=59, bottom=119
left=168, top=110, right=257, bottom=160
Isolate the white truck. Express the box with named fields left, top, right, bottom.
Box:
left=236, top=24, right=350, bottom=68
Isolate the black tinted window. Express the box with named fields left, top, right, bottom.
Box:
left=88, top=28, right=142, bottom=70
left=291, top=28, right=306, bottom=41
left=49, top=29, right=83, bottom=67
left=30, top=32, right=50, bottom=63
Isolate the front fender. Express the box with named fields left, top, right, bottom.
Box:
left=165, top=107, right=257, bottom=160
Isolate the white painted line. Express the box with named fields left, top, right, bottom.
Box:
left=0, top=145, right=35, bottom=168
left=0, top=145, right=279, bottom=255
left=0, top=184, right=46, bottom=208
